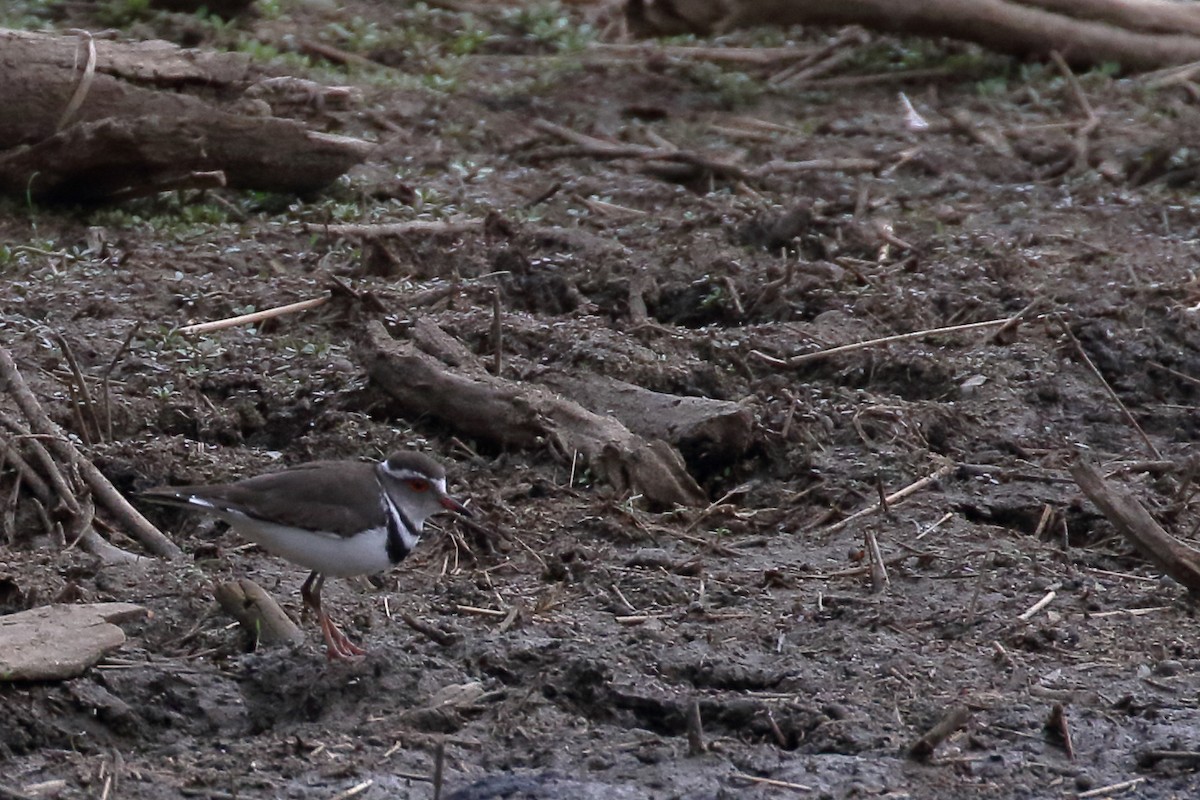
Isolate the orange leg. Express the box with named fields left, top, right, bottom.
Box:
left=301, top=572, right=367, bottom=660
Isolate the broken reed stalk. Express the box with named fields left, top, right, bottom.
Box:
left=818, top=462, right=955, bottom=535
left=1054, top=316, right=1160, bottom=460
left=491, top=288, right=503, bottom=376
left=0, top=345, right=181, bottom=559
left=865, top=528, right=889, bottom=593
left=100, top=321, right=143, bottom=442
left=751, top=298, right=1041, bottom=368
left=177, top=294, right=330, bottom=336
left=53, top=332, right=103, bottom=444
left=686, top=698, right=706, bottom=756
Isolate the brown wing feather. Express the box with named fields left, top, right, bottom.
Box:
left=145, top=460, right=385, bottom=537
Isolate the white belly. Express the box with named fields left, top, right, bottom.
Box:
left=216, top=510, right=397, bottom=577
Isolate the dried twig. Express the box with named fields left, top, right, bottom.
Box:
left=1055, top=316, right=1160, bottom=459
left=491, top=288, right=503, bottom=377
left=399, top=612, right=458, bottom=646
left=817, top=463, right=954, bottom=534
left=1046, top=702, right=1075, bottom=760
left=1050, top=51, right=1100, bottom=173
left=1077, top=778, right=1144, bottom=799
left=52, top=332, right=102, bottom=444
left=178, top=295, right=329, bottom=336
left=686, top=699, right=706, bottom=756
left=865, top=528, right=888, bottom=592
left=751, top=302, right=1037, bottom=369
left=730, top=773, right=813, bottom=792
left=0, top=345, right=181, bottom=558
left=305, top=218, right=484, bottom=239
left=1017, top=589, right=1056, bottom=620
left=909, top=705, right=971, bottom=760
left=100, top=321, right=142, bottom=442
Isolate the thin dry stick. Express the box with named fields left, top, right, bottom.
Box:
left=1077, top=778, right=1144, bottom=799
left=0, top=411, right=80, bottom=515
left=1049, top=50, right=1100, bottom=171
left=730, top=774, right=813, bottom=792
left=818, top=463, right=955, bottom=535
left=0, top=345, right=181, bottom=559
left=1055, top=316, right=1161, bottom=459
left=1017, top=589, right=1056, bottom=621
left=432, top=737, right=445, bottom=800
left=304, top=219, right=484, bottom=238
left=686, top=699, right=706, bottom=756
left=100, top=321, right=142, bottom=442
left=57, top=30, right=97, bottom=131
left=752, top=307, right=1035, bottom=369
left=491, top=288, right=503, bottom=377
left=865, top=528, right=889, bottom=592
left=178, top=295, right=330, bottom=336
left=0, top=435, right=52, bottom=503
left=53, top=332, right=102, bottom=443
left=399, top=612, right=457, bottom=646
left=1047, top=702, right=1075, bottom=761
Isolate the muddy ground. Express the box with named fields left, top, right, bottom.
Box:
left=3, top=2, right=1200, bottom=798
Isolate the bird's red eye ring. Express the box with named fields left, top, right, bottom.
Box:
left=407, top=478, right=430, bottom=492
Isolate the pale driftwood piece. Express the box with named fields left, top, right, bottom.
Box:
left=626, top=0, right=1200, bottom=70
left=1070, top=456, right=1200, bottom=592
left=0, top=345, right=182, bottom=559
left=0, top=603, right=149, bottom=682
left=177, top=295, right=330, bottom=336
left=540, top=373, right=753, bottom=464
left=0, top=29, right=372, bottom=201
left=909, top=704, right=972, bottom=760
left=361, top=322, right=706, bottom=507
left=213, top=579, right=305, bottom=648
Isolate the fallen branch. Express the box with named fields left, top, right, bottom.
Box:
left=626, top=0, right=1200, bottom=70
left=0, top=29, right=372, bottom=202
left=213, top=579, right=305, bottom=648
left=360, top=322, right=705, bottom=507
left=1070, top=455, right=1200, bottom=592
left=0, top=345, right=181, bottom=559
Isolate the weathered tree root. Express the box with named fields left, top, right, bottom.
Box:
left=360, top=321, right=707, bottom=508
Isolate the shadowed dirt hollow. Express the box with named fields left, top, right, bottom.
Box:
left=3, top=2, right=1200, bottom=798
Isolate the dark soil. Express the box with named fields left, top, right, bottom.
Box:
left=3, top=2, right=1200, bottom=798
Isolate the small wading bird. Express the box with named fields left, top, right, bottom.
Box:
left=141, top=451, right=469, bottom=659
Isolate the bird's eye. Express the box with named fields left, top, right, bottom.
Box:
left=407, top=479, right=430, bottom=492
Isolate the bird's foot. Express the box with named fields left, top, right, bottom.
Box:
left=319, top=612, right=367, bottom=660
